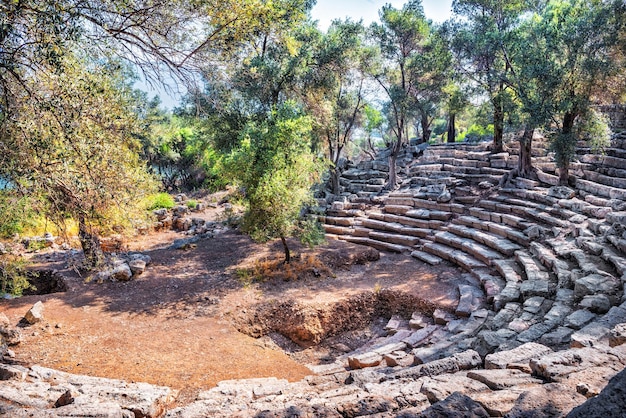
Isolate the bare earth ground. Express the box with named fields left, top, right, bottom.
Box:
left=0, top=205, right=464, bottom=406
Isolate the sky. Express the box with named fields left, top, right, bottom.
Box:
left=145, top=0, right=454, bottom=109
left=311, top=0, right=453, bottom=30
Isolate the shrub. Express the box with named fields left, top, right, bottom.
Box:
left=0, top=192, right=40, bottom=238
left=145, top=193, right=175, bottom=210
left=458, top=124, right=494, bottom=143
left=0, top=255, right=31, bottom=296
left=186, top=199, right=198, bottom=210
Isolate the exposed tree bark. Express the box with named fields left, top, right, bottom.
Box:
left=329, top=167, right=341, bottom=196
left=518, top=127, right=534, bottom=178
left=387, top=148, right=399, bottom=190
left=492, top=93, right=504, bottom=153
left=420, top=112, right=432, bottom=144
left=558, top=112, right=577, bottom=185
left=446, top=113, right=456, bottom=143
left=78, top=215, right=104, bottom=269
left=280, top=236, right=291, bottom=264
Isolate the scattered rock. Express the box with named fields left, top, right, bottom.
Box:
left=111, top=263, right=133, bottom=281
left=24, top=301, right=44, bottom=325
left=549, top=186, right=576, bottom=199
left=54, top=390, right=75, bottom=408
left=609, top=323, right=626, bottom=347
left=0, top=313, right=22, bottom=346
left=129, top=259, right=147, bottom=276
left=434, top=309, right=455, bottom=325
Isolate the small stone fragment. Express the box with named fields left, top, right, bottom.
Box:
left=55, top=390, right=76, bottom=407
left=24, top=301, right=44, bottom=325
left=609, top=323, right=626, bottom=347
left=111, top=263, right=133, bottom=281
left=128, top=259, right=147, bottom=276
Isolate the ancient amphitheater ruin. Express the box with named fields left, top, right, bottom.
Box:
left=1, top=121, right=626, bottom=417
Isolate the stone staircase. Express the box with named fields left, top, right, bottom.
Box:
left=320, top=131, right=626, bottom=358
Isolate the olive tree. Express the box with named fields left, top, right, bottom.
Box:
left=0, top=56, right=157, bottom=268
left=226, top=101, right=324, bottom=264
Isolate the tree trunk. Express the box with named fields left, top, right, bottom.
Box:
left=558, top=162, right=570, bottom=186
left=387, top=152, right=398, bottom=190
left=446, top=113, right=456, bottom=144
left=330, top=167, right=340, bottom=196
left=280, top=236, right=291, bottom=264
left=518, top=127, right=534, bottom=178
left=558, top=112, right=577, bottom=186
left=78, top=216, right=104, bottom=269
left=421, top=113, right=431, bottom=143
left=492, top=95, right=504, bottom=153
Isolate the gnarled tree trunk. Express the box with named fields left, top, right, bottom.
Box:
left=78, top=215, right=104, bottom=269
left=558, top=112, right=577, bottom=186
left=518, top=127, right=534, bottom=178
left=421, top=112, right=431, bottom=144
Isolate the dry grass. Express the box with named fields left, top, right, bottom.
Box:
left=237, top=253, right=334, bottom=284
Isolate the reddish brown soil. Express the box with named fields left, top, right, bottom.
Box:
left=0, top=205, right=463, bottom=405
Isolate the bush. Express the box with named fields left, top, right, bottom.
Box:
left=458, top=124, right=494, bottom=143
left=145, top=193, right=175, bottom=210
left=0, top=192, right=38, bottom=238
left=0, top=255, right=31, bottom=296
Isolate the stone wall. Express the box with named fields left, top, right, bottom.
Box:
left=597, top=104, right=626, bottom=130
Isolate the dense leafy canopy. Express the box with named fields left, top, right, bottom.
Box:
left=0, top=0, right=625, bottom=269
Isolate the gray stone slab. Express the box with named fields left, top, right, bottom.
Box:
left=507, top=383, right=586, bottom=418
left=467, top=369, right=543, bottom=390
left=402, top=325, right=439, bottom=348
left=564, top=310, right=597, bottom=330
left=420, top=373, right=490, bottom=404
left=485, top=342, right=553, bottom=370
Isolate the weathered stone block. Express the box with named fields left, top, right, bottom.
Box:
left=485, top=342, right=553, bottom=370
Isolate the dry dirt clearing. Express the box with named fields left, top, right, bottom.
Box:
left=1, top=223, right=463, bottom=405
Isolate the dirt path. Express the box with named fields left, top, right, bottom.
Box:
left=0, top=211, right=464, bottom=404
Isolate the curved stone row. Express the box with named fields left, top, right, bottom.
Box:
left=321, top=132, right=626, bottom=355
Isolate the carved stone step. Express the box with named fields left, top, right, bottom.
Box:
left=411, top=250, right=444, bottom=266
left=583, top=170, right=626, bottom=189
left=448, top=223, right=523, bottom=255
left=368, top=212, right=445, bottom=230
left=434, top=231, right=504, bottom=266
left=422, top=241, right=488, bottom=272
left=577, top=178, right=626, bottom=200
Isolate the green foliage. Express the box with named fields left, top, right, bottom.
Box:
left=0, top=192, right=38, bottom=238
left=458, top=124, right=495, bottom=143
left=139, top=102, right=227, bottom=191
left=298, top=217, right=326, bottom=248
left=0, top=255, right=31, bottom=297
left=186, top=199, right=198, bottom=209
left=577, top=110, right=612, bottom=153
left=145, top=193, right=175, bottom=210
left=0, top=54, right=158, bottom=266
left=226, top=101, right=324, bottom=260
